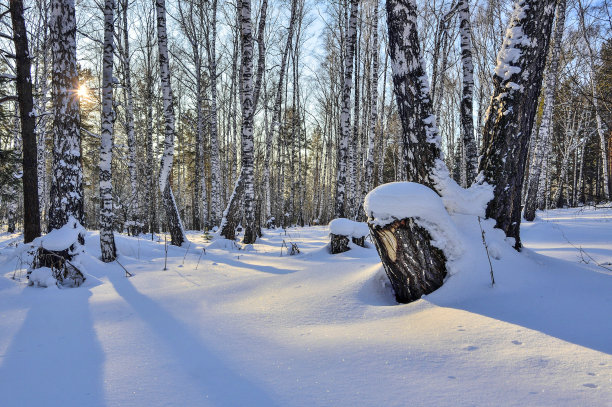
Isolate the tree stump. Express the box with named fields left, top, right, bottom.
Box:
left=351, top=236, right=366, bottom=247
left=368, top=218, right=447, bottom=303
left=330, top=233, right=350, bottom=254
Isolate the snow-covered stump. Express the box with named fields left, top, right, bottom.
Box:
left=352, top=222, right=370, bottom=247
left=328, top=218, right=370, bottom=254
left=368, top=219, right=446, bottom=303
left=30, top=218, right=86, bottom=288
left=364, top=183, right=463, bottom=303
left=330, top=233, right=350, bottom=254
left=329, top=218, right=353, bottom=254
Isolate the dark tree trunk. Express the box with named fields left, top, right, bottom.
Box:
left=368, top=219, right=447, bottom=303
left=478, top=0, right=557, bottom=249
left=10, top=0, right=41, bottom=243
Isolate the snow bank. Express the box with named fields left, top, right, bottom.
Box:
left=363, top=182, right=463, bottom=259
left=328, top=219, right=370, bottom=238
left=28, top=267, right=57, bottom=288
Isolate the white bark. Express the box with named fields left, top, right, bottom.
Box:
left=99, top=0, right=117, bottom=262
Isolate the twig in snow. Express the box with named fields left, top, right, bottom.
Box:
left=478, top=217, right=495, bottom=286
left=555, top=225, right=612, bottom=273
left=115, top=258, right=134, bottom=277
left=195, top=247, right=206, bottom=270
left=182, top=241, right=191, bottom=265
left=163, top=227, right=168, bottom=271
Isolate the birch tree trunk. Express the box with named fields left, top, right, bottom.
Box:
left=335, top=0, right=358, bottom=218
left=48, top=0, right=84, bottom=231
left=99, top=0, right=117, bottom=262
left=523, top=0, right=566, bottom=221
left=578, top=0, right=610, bottom=200
left=10, top=0, right=41, bottom=243
left=373, top=0, right=452, bottom=303
left=364, top=3, right=379, bottom=196
left=263, top=0, right=297, bottom=225
left=239, top=0, right=257, bottom=244
left=119, top=0, right=140, bottom=235
left=478, top=0, right=557, bottom=249
left=205, top=0, right=222, bottom=227
left=156, top=0, right=186, bottom=246
left=457, top=0, right=478, bottom=187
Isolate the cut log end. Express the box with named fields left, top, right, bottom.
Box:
left=368, top=218, right=447, bottom=303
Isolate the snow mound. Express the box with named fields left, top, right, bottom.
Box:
left=432, top=160, right=494, bottom=216
left=363, top=182, right=463, bottom=259
left=39, top=217, right=85, bottom=251
left=28, top=267, right=57, bottom=288
left=328, top=219, right=370, bottom=238
left=352, top=222, right=370, bottom=238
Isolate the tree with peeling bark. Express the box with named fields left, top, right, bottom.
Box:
left=48, top=0, right=84, bottom=232
left=99, top=0, right=117, bottom=262
left=478, top=0, right=557, bottom=250
left=156, top=0, right=186, bottom=247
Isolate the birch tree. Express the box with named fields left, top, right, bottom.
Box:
left=335, top=0, right=358, bottom=219
left=48, top=0, right=84, bottom=231
left=99, top=0, right=117, bottom=262
left=156, top=0, right=186, bottom=246
left=239, top=0, right=257, bottom=244
left=523, top=0, right=566, bottom=221
left=457, top=0, right=478, bottom=187
left=478, top=0, right=557, bottom=249
left=578, top=0, right=610, bottom=200
left=205, top=0, right=222, bottom=228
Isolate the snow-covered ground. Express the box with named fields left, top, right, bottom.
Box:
left=0, top=207, right=611, bottom=406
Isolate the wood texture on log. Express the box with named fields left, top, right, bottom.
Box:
left=330, top=233, right=350, bottom=254
left=368, top=218, right=447, bottom=303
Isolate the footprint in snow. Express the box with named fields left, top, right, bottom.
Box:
left=583, top=383, right=598, bottom=389
left=463, top=346, right=479, bottom=351
left=512, top=340, right=523, bottom=345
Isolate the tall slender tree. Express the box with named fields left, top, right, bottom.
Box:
left=239, top=0, right=257, bottom=244
left=10, top=0, right=41, bottom=242
left=335, top=0, right=359, bottom=219
left=99, top=0, right=117, bottom=262
left=156, top=0, right=186, bottom=246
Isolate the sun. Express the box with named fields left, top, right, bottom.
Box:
left=77, top=85, right=89, bottom=99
